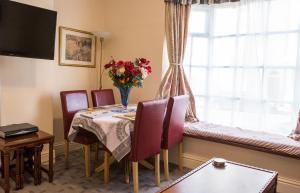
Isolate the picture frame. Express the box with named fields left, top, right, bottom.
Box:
left=59, top=26, right=96, bottom=68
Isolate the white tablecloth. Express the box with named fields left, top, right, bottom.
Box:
left=68, top=105, right=136, bottom=161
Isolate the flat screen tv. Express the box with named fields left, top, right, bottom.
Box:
left=0, top=0, right=57, bottom=60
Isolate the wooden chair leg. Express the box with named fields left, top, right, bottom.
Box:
left=178, top=142, right=183, bottom=172
left=104, top=151, right=110, bottom=184
left=83, top=145, right=91, bottom=177
left=124, top=160, right=130, bottom=184
left=155, top=154, right=160, bottom=187
left=64, top=139, right=69, bottom=169
left=162, top=149, right=170, bottom=180
left=132, top=162, right=139, bottom=193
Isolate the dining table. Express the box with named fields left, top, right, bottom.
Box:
left=68, top=104, right=158, bottom=177
left=68, top=104, right=137, bottom=163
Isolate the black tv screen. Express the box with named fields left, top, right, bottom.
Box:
left=0, top=0, right=57, bottom=60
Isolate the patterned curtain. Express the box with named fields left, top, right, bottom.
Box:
left=164, top=0, right=239, bottom=5
left=157, top=2, right=198, bottom=122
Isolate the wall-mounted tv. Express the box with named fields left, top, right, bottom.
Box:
left=0, top=0, right=57, bottom=60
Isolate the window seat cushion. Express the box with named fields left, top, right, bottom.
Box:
left=184, top=121, right=300, bottom=159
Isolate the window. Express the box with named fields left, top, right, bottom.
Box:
left=184, top=0, right=300, bottom=135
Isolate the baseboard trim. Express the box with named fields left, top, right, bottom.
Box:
left=182, top=153, right=300, bottom=189
left=41, top=150, right=55, bottom=165
left=279, top=176, right=300, bottom=188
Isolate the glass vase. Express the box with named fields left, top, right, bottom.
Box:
left=118, top=87, right=132, bottom=109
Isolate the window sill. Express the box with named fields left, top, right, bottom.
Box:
left=184, top=121, right=300, bottom=159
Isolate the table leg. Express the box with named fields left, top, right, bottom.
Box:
left=20, top=149, right=24, bottom=189
left=104, top=152, right=109, bottom=184
left=3, top=152, right=10, bottom=193
left=34, top=146, right=39, bottom=185
left=1, top=152, right=4, bottom=178
left=49, top=139, right=54, bottom=182
left=37, top=146, right=42, bottom=185
left=15, top=149, right=21, bottom=190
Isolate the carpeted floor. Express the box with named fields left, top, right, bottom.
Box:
left=10, top=150, right=187, bottom=193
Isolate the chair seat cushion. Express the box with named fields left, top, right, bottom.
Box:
left=184, top=121, right=300, bottom=159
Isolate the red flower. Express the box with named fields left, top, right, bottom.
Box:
left=117, top=60, right=125, bottom=66
left=125, top=61, right=134, bottom=71
left=132, top=68, right=140, bottom=76
left=140, top=58, right=147, bottom=64
left=139, top=58, right=150, bottom=66
left=145, top=66, right=152, bottom=74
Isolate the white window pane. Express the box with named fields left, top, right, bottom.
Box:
left=264, top=103, right=294, bottom=135
left=189, top=9, right=207, bottom=33
left=190, top=68, right=206, bottom=95
left=214, top=7, right=237, bottom=36
left=213, top=37, right=236, bottom=66
left=209, top=68, right=234, bottom=97
left=184, top=66, right=190, bottom=81
left=239, top=2, right=269, bottom=34
left=236, top=69, right=262, bottom=100
left=265, top=34, right=298, bottom=66
left=237, top=36, right=264, bottom=66
left=288, top=0, right=300, bottom=30
left=268, top=0, right=300, bottom=32
left=191, top=37, right=208, bottom=66
left=207, top=98, right=233, bottom=125
left=233, top=101, right=263, bottom=131
left=183, top=37, right=192, bottom=66
left=263, top=69, right=295, bottom=102
left=195, top=97, right=206, bottom=120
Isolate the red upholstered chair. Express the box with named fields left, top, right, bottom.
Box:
left=60, top=90, right=99, bottom=177
left=161, top=95, right=189, bottom=180
left=91, top=88, right=115, bottom=180
left=127, top=99, right=167, bottom=193
left=91, top=89, right=115, bottom=107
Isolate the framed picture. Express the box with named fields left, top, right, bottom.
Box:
left=59, top=26, right=96, bottom=68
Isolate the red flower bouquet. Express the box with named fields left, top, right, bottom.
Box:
left=104, top=57, right=152, bottom=108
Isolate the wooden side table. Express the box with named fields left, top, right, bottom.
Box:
left=0, top=131, right=54, bottom=193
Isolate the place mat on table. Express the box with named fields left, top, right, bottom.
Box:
left=113, top=112, right=136, bottom=121
left=94, top=104, right=124, bottom=109
left=80, top=110, right=110, bottom=119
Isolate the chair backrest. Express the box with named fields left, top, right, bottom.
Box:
left=130, top=99, right=167, bottom=161
left=60, top=90, right=89, bottom=139
left=162, top=95, right=189, bottom=149
left=91, top=89, right=115, bottom=107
